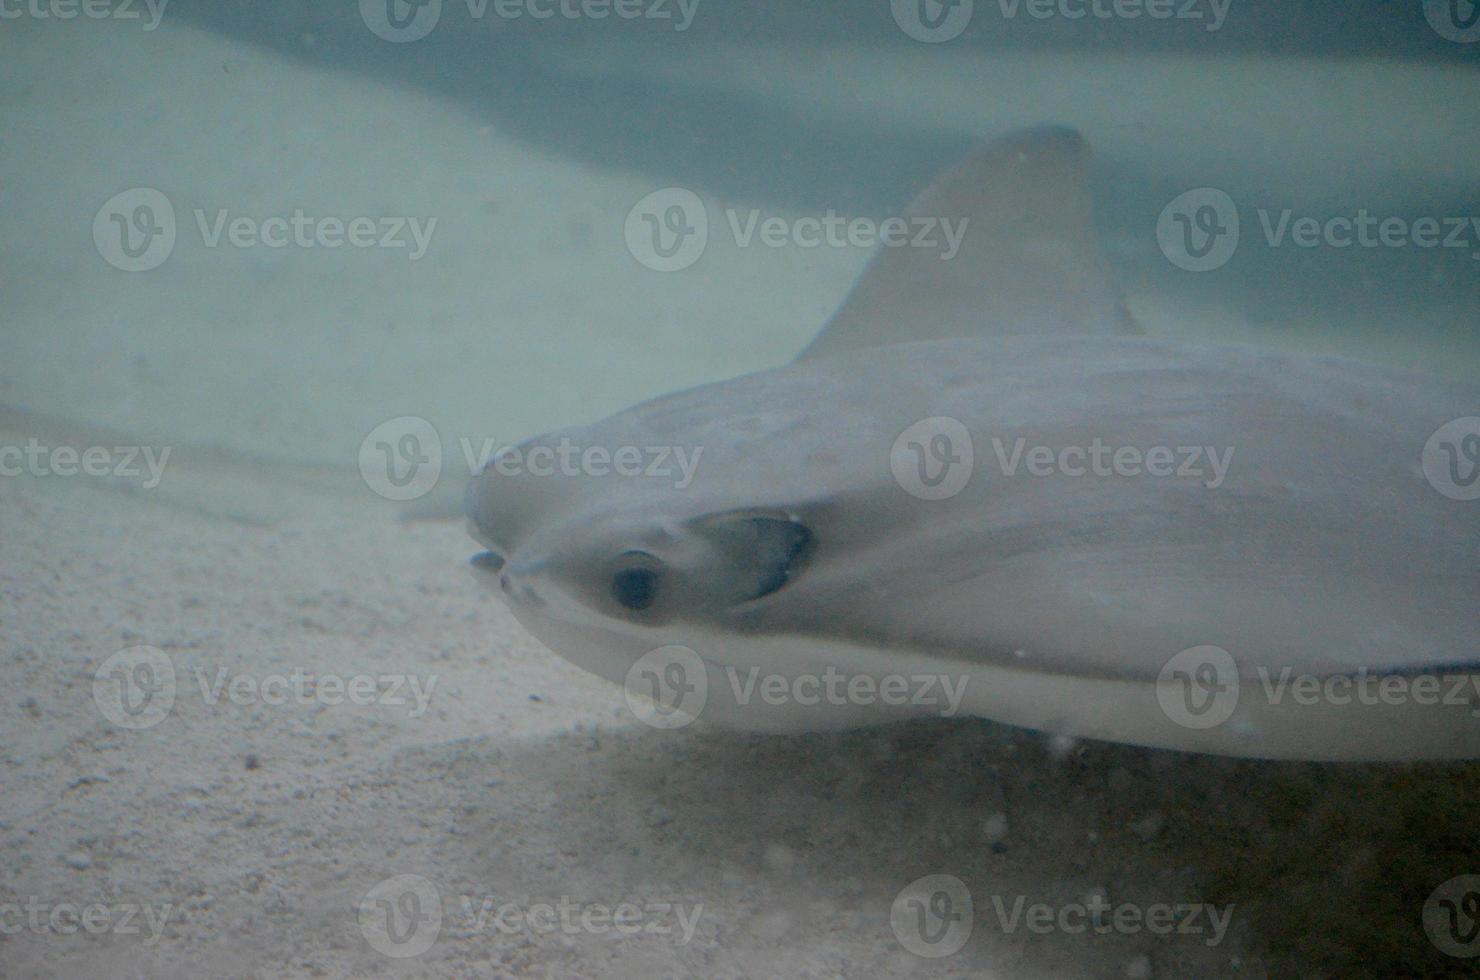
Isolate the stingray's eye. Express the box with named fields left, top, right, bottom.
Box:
left=611, top=551, right=661, bottom=611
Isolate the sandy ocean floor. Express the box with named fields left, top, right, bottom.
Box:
left=3, top=11, right=1479, bottom=979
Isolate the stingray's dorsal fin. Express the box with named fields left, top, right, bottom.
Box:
left=796, top=126, right=1139, bottom=362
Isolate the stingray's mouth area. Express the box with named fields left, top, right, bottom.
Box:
left=470, top=550, right=549, bottom=609
left=469, top=550, right=505, bottom=575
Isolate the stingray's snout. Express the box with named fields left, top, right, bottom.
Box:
left=464, top=447, right=566, bottom=565
left=465, top=467, right=543, bottom=607
left=498, top=566, right=548, bottom=608
left=469, top=550, right=505, bottom=574
left=469, top=547, right=548, bottom=608
left=464, top=471, right=501, bottom=546
left=467, top=548, right=508, bottom=590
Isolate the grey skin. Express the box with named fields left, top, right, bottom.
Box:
left=466, top=127, right=1479, bottom=760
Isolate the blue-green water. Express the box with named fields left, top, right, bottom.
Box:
left=1, top=3, right=1477, bottom=977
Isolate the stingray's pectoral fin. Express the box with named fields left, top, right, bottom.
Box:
left=686, top=510, right=816, bottom=603
left=797, top=125, right=1140, bottom=361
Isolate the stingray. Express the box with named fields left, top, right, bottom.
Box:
left=465, top=126, right=1479, bottom=761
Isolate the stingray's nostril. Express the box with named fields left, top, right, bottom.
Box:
left=470, top=550, right=505, bottom=573
left=494, top=573, right=544, bottom=608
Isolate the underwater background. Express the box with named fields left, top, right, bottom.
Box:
left=1, top=2, right=1478, bottom=976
